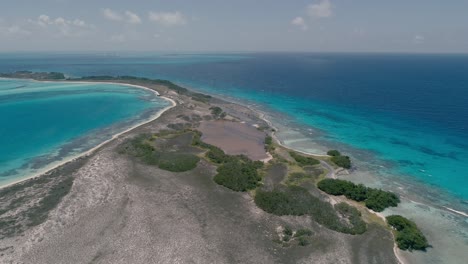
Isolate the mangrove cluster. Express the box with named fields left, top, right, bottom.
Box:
left=317, top=179, right=400, bottom=212
left=386, top=215, right=430, bottom=251
left=327, top=150, right=351, bottom=169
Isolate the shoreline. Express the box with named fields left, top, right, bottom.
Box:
left=0, top=79, right=177, bottom=190
left=2, top=77, right=465, bottom=263
left=254, top=101, right=468, bottom=218
left=172, top=82, right=468, bottom=222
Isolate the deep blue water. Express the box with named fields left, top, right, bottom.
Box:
left=0, top=79, right=169, bottom=184
left=1, top=52, right=467, bottom=201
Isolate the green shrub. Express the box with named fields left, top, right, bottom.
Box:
left=334, top=203, right=367, bottom=235
left=210, top=106, right=223, bottom=116
left=317, top=179, right=400, bottom=212
left=294, top=228, right=313, bottom=237
left=191, top=93, right=212, bottom=103
left=283, top=226, right=293, bottom=236
left=118, top=134, right=154, bottom=157
left=157, top=153, right=200, bottom=172
left=297, top=236, right=310, bottom=246
left=191, top=130, right=212, bottom=149
left=254, top=186, right=314, bottom=216
left=330, top=155, right=351, bottom=169
left=386, top=215, right=429, bottom=251
left=327, top=150, right=341, bottom=156
left=213, top=160, right=262, bottom=192
left=289, top=152, right=319, bottom=166
left=344, top=184, right=368, bottom=202
left=119, top=133, right=200, bottom=172
left=386, top=215, right=414, bottom=231
left=206, top=146, right=229, bottom=163
left=365, top=189, right=400, bottom=212
left=286, top=172, right=313, bottom=185
left=255, top=186, right=366, bottom=235
left=317, top=178, right=354, bottom=196
left=264, top=136, right=275, bottom=152
left=209, top=106, right=225, bottom=118
left=191, top=131, right=232, bottom=163
left=141, top=150, right=163, bottom=165
left=192, top=130, right=264, bottom=192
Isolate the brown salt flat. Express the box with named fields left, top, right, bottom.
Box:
left=198, top=121, right=268, bottom=161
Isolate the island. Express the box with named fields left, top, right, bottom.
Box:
left=0, top=72, right=427, bottom=263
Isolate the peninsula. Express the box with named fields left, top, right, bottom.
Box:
left=0, top=72, right=427, bottom=263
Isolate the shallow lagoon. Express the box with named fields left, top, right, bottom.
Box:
left=0, top=79, right=169, bottom=186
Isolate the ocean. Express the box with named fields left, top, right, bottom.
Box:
left=0, top=52, right=467, bottom=263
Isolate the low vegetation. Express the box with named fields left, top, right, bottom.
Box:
left=331, top=155, right=352, bottom=169
left=285, top=172, right=314, bottom=185
left=191, top=93, right=212, bottom=103
left=76, top=75, right=213, bottom=103
left=264, top=136, right=275, bottom=153
left=386, top=215, right=429, bottom=251
left=0, top=172, right=75, bottom=238
left=334, top=202, right=367, bottom=235
left=157, top=153, right=200, bottom=172
left=255, top=186, right=366, bottom=234
left=256, top=125, right=270, bottom=132
left=327, top=150, right=341, bottom=156
left=0, top=71, right=65, bottom=80
left=279, top=226, right=314, bottom=246
left=317, top=179, right=400, bottom=212
left=294, top=228, right=313, bottom=237
left=289, top=152, right=319, bottom=166
left=192, top=130, right=264, bottom=191
left=192, top=130, right=234, bottom=164
left=209, top=106, right=223, bottom=118
left=214, top=159, right=263, bottom=192
left=118, top=133, right=200, bottom=172
left=326, top=149, right=351, bottom=169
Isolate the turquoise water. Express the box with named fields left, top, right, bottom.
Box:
left=0, top=79, right=169, bottom=185
left=1, top=53, right=467, bottom=202
left=215, top=89, right=468, bottom=202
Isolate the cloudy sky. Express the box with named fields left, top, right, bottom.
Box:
left=1, top=0, right=467, bottom=53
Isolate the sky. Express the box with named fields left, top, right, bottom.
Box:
left=1, top=0, right=467, bottom=53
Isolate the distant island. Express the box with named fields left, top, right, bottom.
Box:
left=0, top=71, right=428, bottom=263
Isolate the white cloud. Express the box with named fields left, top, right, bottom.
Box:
left=103, top=9, right=142, bottom=24
left=1, top=25, right=31, bottom=36
left=34, top=14, right=51, bottom=27
left=307, top=0, right=333, bottom=18
left=73, top=19, right=86, bottom=27
left=30, top=15, right=89, bottom=28
left=291, top=17, right=308, bottom=31
left=125, top=11, right=142, bottom=24
left=148, top=11, right=186, bottom=26
left=413, top=35, right=425, bottom=44
left=28, top=15, right=93, bottom=37
left=103, top=8, right=123, bottom=21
